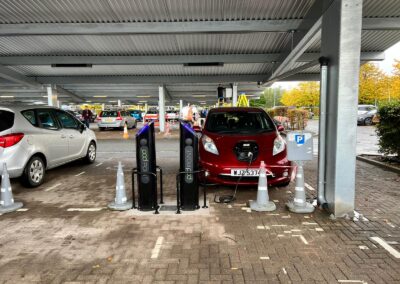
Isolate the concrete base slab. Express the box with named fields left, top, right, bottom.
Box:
left=249, top=200, right=276, bottom=212
left=107, top=200, right=132, bottom=211
left=0, top=202, right=23, bottom=214
left=286, top=201, right=315, bottom=213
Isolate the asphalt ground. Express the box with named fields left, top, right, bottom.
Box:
left=0, top=121, right=399, bottom=284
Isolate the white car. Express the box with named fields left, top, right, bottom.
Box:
left=0, top=106, right=97, bottom=187
left=97, top=110, right=137, bottom=130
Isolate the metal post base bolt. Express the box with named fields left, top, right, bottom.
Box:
left=250, top=161, right=276, bottom=212
left=0, top=163, right=23, bottom=214
left=108, top=162, right=132, bottom=211
left=286, top=161, right=314, bottom=213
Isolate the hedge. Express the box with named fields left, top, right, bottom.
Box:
left=376, top=101, right=400, bottom=158
left=267, top=108, right=309, bottom=130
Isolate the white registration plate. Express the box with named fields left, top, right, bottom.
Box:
left=105, top=118, right=114, bottom=123
left=230, top=169, right=260, bottom=177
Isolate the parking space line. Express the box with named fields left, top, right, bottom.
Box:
left=75, top=172, right=85, bottom=177
left=67, top=208, right=104, bottom=212
left=292, top=234, right=309, bottom=245
left=370, top=236, right=400, bottom=258
left=95, top=162, right=103, bottom=167
left=338, top=280, right=367, bottom=284
left=304, top=183, right=315, bottom=191
left=45, top=183, right=62, bottom=192
left=151, top=236, right=164, bottom=259
left=17, top=208, right=29, bottom=212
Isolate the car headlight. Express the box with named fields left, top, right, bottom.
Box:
left=202, top=135, right=219, bottom=155
left=273, top=135, right=285, bottom=156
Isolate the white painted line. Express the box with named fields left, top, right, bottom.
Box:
left=272, top=225, right=287, bottom=227
left=292, top=235, right=309, bottom=245
left=282, top=268, right=287, bottom=275
left=246, top=208, right=251, bottom=213
left=67, top=208, right=104, bottom=212
left=370, top=236, right=400, bottom=258
left=338, top=280, right=368, bottom=284
left=17, top=208, right=29, bottom=212
left=95, top=162, right=103, bottom=167
left=359, top=245, right=369, bottom=250
left=257, top=226, right=265, bottom=230
left=353, top=211, right=369, bottom=222
left=284, top=231, right=291, bottom=234
left=277, top=234, right=284, bottom=237
left=304, top=216, right=310, bottom=219
left=302, top=222, right=318, bottom=225
left=268, top=213, right=280, bottom=216
left=281, top=215, right=291, bottom=219
left=291, top=229, right=302, bottom=232
left=273, top=200, right=279, bottom=202
left=75, top=171, right=85, bottom=177
left=304, top=183, right=315, bottom=191
left=44, top=183, right=62, bottom=192
left=259, top=256, right=270, bottom=260
left=315, top=228, right=324, bottom=232
left=151, top=236, right=164, bottom=259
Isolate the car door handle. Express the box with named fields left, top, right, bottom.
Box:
left=69, top=135, right=74, bottom=138
left=61, top=134, right=67, bottom=138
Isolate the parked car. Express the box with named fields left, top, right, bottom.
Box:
left=0, top=106, right=97, bottom=187
left=129, top=109, right=143, bottom=122
left=97, top=110, right=137, bottom=130
left=357, top=105, right=377, bottom=126
left=199, top=107, right=291, bottom=186
left=144, top=109, right=159, bottom=122
left=166, top=110, right=179, bottom=121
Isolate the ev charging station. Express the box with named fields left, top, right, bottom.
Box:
left=132, top=121, right=163, bottom=213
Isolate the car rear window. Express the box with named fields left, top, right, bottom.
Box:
left=21, top=110, right=38, bottom=127
left=146, top=110, right=158, bottom=114
left=101, top=111, right=118, bottom=117
left=205, top=111, right=275, bottom=134
left=0, top=110, right=14, bottom=131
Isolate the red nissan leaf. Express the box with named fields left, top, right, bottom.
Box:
left=199, top=107, right=292, bottom=186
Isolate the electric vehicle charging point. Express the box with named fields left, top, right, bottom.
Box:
left=131, top=121, right=164, bottom=214
left=176, top=122, right=208, bottom=213
left=286, top=132, right=315, bottom=214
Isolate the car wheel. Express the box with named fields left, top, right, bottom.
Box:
left=99, top=127, right=105, bottom=131
left=84, top=142, right=96, bottom=164
left=21, top=156, right=46, bottom=188
left=364, top=117, right=373, bottom=126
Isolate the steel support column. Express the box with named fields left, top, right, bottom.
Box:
left=47, top=85, right=58, bottom=107
left=321, top=0, right=363, bottom=217
left=232, top=83, right=238, bottom=107
left=158, top=86, right=166, bottom=133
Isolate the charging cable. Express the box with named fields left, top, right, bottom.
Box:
left=214, top=152, right=254, bottom=204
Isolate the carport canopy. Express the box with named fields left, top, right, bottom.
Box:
left=0, top=0, right=399, bottom=218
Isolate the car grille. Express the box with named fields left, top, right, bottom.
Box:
left=233, top=141, right=259, bottom=162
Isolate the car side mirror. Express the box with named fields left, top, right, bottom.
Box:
left=277, top=125, right=284, bottom=132
left=79, top=123, right=85, bottom=133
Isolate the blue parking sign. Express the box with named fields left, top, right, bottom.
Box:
left=295, top=134, right=305, bottom=145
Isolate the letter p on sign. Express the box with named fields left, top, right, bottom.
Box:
left=295, top=134, right=305, bottom=145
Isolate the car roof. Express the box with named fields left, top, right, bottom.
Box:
left=208, top=107, right=265, bottom=113
left=0, top=105, right=58, bottom=113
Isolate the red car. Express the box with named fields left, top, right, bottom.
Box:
left=199, top=107, right=292, bottom=186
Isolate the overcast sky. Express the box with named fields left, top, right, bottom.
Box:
left=272, top=40, right=400, bottom=90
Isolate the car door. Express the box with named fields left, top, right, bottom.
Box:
left=54, top=110, right=87, bottom=160
left=36, top=109, right=69, bottom=167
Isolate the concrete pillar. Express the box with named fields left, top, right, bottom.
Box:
left=232, top=83, right=238, bottom=107
left=320, top=0, right=363, bottom=217
left=47, top=85, right=58, bottom=107
left=118, top=99, right=122, bottom=107
left=158, top=86, right=166, bottom=132
left=145, top=103, right=148, bottom=112
left=101, top=103, right=105, bottom=111
left=179, top=100, right=183, bottom=112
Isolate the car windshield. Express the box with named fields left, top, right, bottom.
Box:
left=0, top=110, right=15, bottom=131
left=358, top=106, right=374, bottom=111
left=147, top=110, right=158, bottom=114
left=101, top=111, right=118, bottom=117
left=205, top=111, right=275, bottom=134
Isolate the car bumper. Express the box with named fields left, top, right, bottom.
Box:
left=200, top=158, right=292, bottom=186
left=97, top=122, right=124, bottom=128
left=0, top=145, right=29, bottom=178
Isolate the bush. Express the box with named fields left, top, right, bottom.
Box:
left=376, top=101, right=400, bottom=157
left=287, top=109, right=309, bottom=130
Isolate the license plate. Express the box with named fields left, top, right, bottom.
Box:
left=230, top=169, right=260, bottom=177
left=105, top=118, right=114, bottom=123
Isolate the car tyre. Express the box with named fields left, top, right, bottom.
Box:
left=21, top=156, right=46, bottom=188
left=84, top=142, right=96, bottom=164
left=99, top=127, right=105, bottom=131
left=364, top=117, right=372, bottom=126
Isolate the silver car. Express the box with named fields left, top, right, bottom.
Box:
left=0, top=106, right=97, bottom=187
left=97, top=110, right=137, bottom=130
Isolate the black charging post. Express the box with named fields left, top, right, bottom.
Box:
left=131, top=122, right=163, bottom=214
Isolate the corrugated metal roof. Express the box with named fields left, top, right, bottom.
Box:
left=0, top=33, right=291, bottom=56
left=363, top=0, right=400, bottom=17
left=10, top=63, right=273, bottom=76
left=0, top=0, right=314, bottom=24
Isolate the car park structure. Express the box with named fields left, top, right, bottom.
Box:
left=0, top=1, right=400, bottom=282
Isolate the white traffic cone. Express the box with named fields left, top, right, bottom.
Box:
left=163, top=121, right=171, bottom=137
left=108, top=162, right=132, bottom=211
left=249, top=161, right=276, bottom=212
left=123, top=124, right=129, bottom=139
left=0, top=163, right=23, bottom=214
left=286, top=161, right=314, bottom=213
